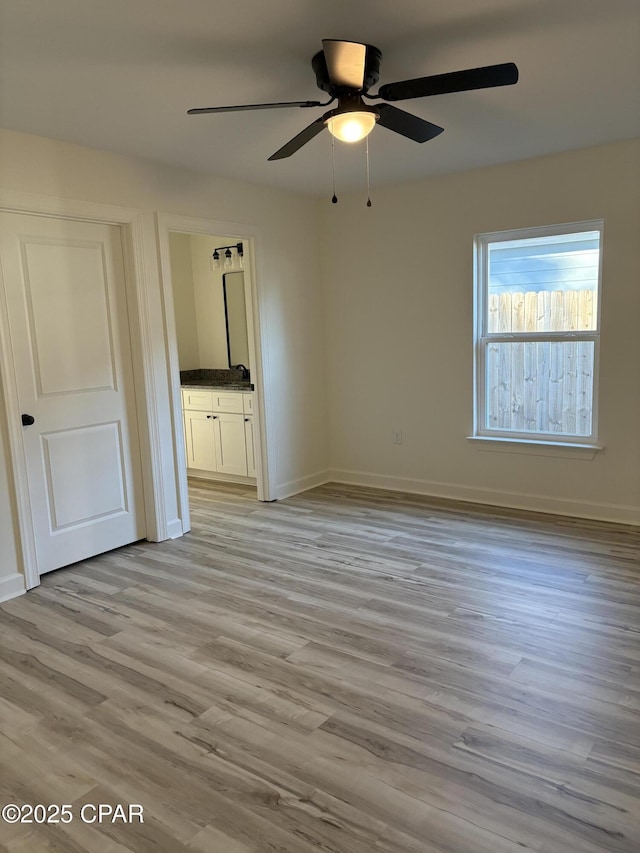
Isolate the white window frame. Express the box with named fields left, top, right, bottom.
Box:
left=473, top=220, right=603, bottom=447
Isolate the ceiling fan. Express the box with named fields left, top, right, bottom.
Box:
left=188, top=40, right=519, bottom=161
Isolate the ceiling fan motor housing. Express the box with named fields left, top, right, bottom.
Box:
left=312, top=44, right=382, bottom=95
left=324, top=92, right=377, bottom=116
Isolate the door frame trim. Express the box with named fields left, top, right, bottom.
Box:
left=156, top=213, right=275, bottom=515
left=0, top=190, right=165, bottom=589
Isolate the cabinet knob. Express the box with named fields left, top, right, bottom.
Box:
left=207, top=414, right=218, bottom=419
left=244, top=417, right=250, bottom=422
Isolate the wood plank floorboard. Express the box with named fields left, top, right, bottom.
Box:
left=1, top=479, right=640, bottom=852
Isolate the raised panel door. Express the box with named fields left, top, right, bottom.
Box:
left=0, top=212, right=145, bottom=574
left=213, top=413, right=248, bottom=476
left=184, top=410, right=217, bottom=471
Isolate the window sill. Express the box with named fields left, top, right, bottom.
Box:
left=467, top=435, right=603, bottom=460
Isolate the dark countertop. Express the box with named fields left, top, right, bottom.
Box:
left=179, top=368, right=252, bottom=391
left=181, top=381, right=254, bottom=391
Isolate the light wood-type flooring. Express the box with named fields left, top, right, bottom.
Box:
left=1, top=479, right=640, bottom=852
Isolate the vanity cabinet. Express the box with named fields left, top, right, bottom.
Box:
left=182, top=389, right=256, bottom=481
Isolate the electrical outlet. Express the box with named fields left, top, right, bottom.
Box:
left=392, top=430, right=403, bottom=445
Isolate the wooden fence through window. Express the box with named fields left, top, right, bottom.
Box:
left=486, top=290, right=595, bottom=435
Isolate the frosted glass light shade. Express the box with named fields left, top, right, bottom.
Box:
left=326, top=111, right=377, bottom=143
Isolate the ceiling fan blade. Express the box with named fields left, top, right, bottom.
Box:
left=187, top=99, right=327, bottom=115
left=268, top=115, right=327, bottom=160
left=322, top=39, right=366, bottom=89
left=376, top=104, right=444, bottom=143
left=378, top=62, right=519, bottom=102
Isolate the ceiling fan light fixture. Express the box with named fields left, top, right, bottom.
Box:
left=325, top=110, right=378, bottom=143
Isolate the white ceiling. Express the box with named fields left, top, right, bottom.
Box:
left=1, top=0, right=639, bottom=197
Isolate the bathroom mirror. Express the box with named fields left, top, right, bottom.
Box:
left=223, top=272, right=250, bottom=369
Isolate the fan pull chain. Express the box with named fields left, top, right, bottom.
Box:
left=331, top=135, right=338, bottom=204
left=366, top=136, right=372, bottom=207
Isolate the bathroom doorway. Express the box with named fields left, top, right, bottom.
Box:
left=157, top=214, right=275, bottom=535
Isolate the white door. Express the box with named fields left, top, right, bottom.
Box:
left=0, top=212, right=145, bottom=575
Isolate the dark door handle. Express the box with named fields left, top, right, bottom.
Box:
left=21, top=414, right=35, bottom=426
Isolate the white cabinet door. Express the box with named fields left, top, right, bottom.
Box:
left=184, top=410, right=217, bottom=471
left=244, top=416, right=257, bottom=477
left=0, top=212, right=145, bottom=575
left=213, top=413, right=248, bottom=476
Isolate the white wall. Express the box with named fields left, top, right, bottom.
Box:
left=169, top=232, right=199, bottom=370
left=0, top=128, right=329, bottom=594
left=321, top=139, right=640, bottom=523
left=189, top=234, right=234, bottom=370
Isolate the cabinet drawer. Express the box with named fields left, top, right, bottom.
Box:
left=212, top=391, right=244, bottom=413
left=182, top=389, right=214, bottom=411
left=243, top=394, right=254, bottom=414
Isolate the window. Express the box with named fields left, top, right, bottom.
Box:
left=474, top=221, right=602, bottom=444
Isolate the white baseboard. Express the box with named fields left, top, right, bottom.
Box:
left=187, top=469, right=257, bottom=486
left=0, top=572, right=26, bottom=603
left=277, top=470, right=331, bottom=501
left=166, top=518, right=184, bottom=540
left=328, top=468, right=640, bottom=526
